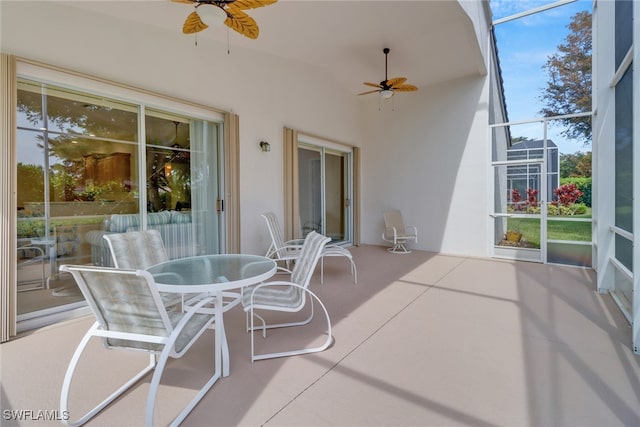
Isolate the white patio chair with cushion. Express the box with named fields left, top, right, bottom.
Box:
left=382, top=210, right=418, bottom=254
left=262, top=212, right=357, bottom=284
left=243, top=231, right=333, bottom=362
left=59, top=264, right=218, bottom=427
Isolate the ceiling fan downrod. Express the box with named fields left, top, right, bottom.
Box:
left=383, top=47, right=390, bottom=86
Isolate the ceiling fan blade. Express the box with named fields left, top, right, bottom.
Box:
left=233, top=0, right=277, bottom=10
left=358, top=89, right=380, bottom=96
left=225, top=5, right=259, bottom=39
left=182, top=10, right=209, bottom=34
left=393, top=84, right=418, bottom=92
left=363, top=82, right=382, bottom=88
left=387, top=77, right=407, bottom=88
left=172, top=0, right=196, bottom=4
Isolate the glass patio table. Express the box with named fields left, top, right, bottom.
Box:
left=146, top=254, right=277, bottom=377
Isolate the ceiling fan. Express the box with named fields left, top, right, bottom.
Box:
left=359, top=48, right=418, bottom=99
left=172, top=0, right=277, bottom=40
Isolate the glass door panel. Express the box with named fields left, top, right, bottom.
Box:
left=298, top=147, right=322, bottom=235
left=298, top=143, right=352, bottom=244
left=16, top=79, right=224, bottom=331
left=17, top=80, right=139, bottom=318
left=324, top=151, right=347, bottom=241
left=145, top=111, right=222, bottom=257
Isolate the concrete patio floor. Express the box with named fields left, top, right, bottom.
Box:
left=2, top=245, right=640, bottom=426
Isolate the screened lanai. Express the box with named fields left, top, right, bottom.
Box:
left=0, top=0, right=638, bottom=358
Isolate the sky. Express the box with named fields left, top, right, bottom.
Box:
left=490, top=0, right=593, bottom=155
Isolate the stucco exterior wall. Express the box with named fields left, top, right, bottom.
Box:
left=2, top=0, right=491, bottom=258
left=359, top=74, right=489, bottom=257
left=0, top=1, right=361, bottom=255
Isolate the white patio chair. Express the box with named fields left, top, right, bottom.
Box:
left=243, top=231, right=333, bottom=362
left=103, top=229, right=169, bottom=270
left=103, top=230, right=183, bottom=307
left=103, top=230, right=241, bottom=311
left=59, top=264, right=218, bottom=427
left=262, top=212, right=357, bottom=284
left=382, top=210, right=418, bottom=254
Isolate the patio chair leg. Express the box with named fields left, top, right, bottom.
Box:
left=320, top=253, right=357, bottom=284
left=61, top=323, right=156, bottom=427
left=144, top=340, right=220, bottom=427
left=388, top=243, right=411, bottom=254
left=251, top=287, right=332, bottom=362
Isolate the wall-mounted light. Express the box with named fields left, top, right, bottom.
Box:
left=259, top=141, right=271, bottom=152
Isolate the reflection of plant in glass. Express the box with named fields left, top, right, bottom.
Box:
left=166, top=166, right=191, bottom=206
left=17, top=163, right=45, bottom=207
left=147, top=148, right=191, bottom=212
left=50, top=164, right=80, bottom=202
left=76, top=184, right=104, bottom=201
left=17, top=219, right=46, bottom=239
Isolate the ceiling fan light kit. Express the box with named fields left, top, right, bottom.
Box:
left=196, top=4, right=228, bottom=27
left=173, top=0, right=277, bottom=40
left=380, top=90, right=394, bottom=99
left=359, top=48, right=418, bottom=99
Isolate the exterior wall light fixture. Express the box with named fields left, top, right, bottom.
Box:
left=259, top=141, right=271, bottom=152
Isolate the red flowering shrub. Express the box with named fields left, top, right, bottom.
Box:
left=511, top=189, right=523, bottom=211
left=526, top=188, right=539, bottom=209
left=553, top=183, right=583, bottom=207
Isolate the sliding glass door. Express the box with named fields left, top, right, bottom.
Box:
left=298, top=142, right=352, bottom=243
left=15, top=78, right=224, bottom=331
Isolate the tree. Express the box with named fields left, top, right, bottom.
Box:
left=539, top=10, right=592, bottom=142
left=574, top=151, right=592, bottom=177
left=560, top=151, right=591, bottom=178
left=559, top=152, right=580, bottom=178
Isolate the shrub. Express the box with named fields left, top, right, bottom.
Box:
left=571, top=203, right=587, bottom=215
left=560, top=177, right=592, bottom=207
left=547, top=202, right=587, bottom=216
left=554, top=183, right=583, bottom=206
left=526, top=188, right=539, bottom=208
left=511, top=189, right=523, bottom=211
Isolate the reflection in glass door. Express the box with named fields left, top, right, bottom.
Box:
left=15, top=78, right=224, bottom=332
left=298, top=144, right=352, bottom=243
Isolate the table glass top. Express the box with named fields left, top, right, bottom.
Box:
left=147, top=254, right=276, bottom=286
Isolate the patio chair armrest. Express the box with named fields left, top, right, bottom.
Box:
left=383, top=226, right=398, bottom=240
left=284, top=238, right=306, bottom=246
left=267, top=244, right=302, bottom=260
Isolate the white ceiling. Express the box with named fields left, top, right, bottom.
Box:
left=63, top=0, right=488, bottom=95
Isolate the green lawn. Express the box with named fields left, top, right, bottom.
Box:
left=547, top=220, right=592, bottom=241
left=507, top=214, right=592, bottom=249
